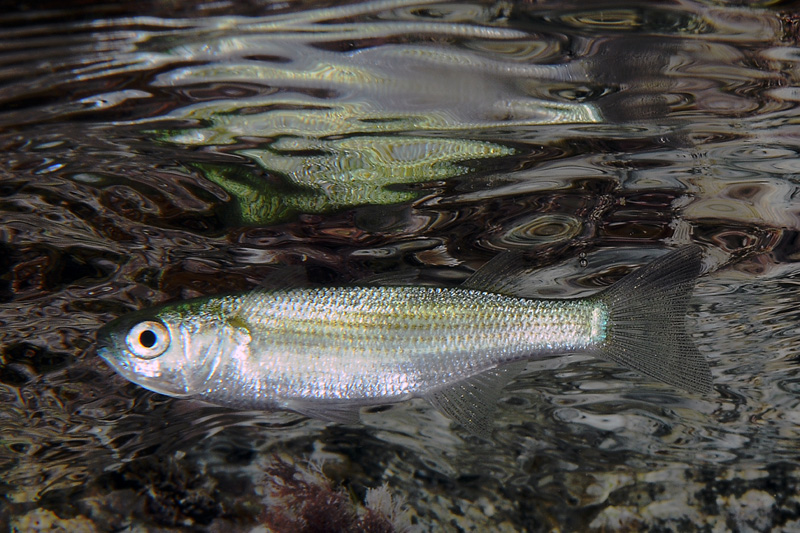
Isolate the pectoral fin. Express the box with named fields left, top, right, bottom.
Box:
left=424, top=362, right=525, bottom=439
left=286, top=400, right=363, bottom=425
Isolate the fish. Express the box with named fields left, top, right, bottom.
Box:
left=96, top=246, right=713, bottom=437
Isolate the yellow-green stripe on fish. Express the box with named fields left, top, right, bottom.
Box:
left=96, top=246, right=712, bottom=437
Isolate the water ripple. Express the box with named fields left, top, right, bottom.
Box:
left=2, top=0, right=800, bottom=530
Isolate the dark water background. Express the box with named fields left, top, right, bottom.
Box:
left=2, top=0, right=800, bottom=531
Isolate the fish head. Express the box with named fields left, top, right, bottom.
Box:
left=96, top=300, right=248, bottom=398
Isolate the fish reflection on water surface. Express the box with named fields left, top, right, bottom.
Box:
left=97, top=246, right=712, bottom=437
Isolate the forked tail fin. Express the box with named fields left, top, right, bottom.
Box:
left=594, top=245, right=713, bottom=394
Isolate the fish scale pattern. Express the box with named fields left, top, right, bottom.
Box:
left=217, top=286, right=606, bottom=401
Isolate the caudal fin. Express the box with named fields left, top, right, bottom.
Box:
left=594, top=245, right=713, bottom=394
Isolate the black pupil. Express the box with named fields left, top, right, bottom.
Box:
left=139, top=329, right=158, bottom=349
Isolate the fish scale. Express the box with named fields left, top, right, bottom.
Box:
left=240, top=287, right=602, bottom=360
left=169, top=286, right=607, bottom=407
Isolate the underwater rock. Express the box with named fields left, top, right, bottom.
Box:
left=10, top=508, right=96, bottom=533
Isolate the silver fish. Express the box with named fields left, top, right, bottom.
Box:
left=97, top=246, right=712, bottom=437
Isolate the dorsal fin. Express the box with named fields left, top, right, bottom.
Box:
left=358, top=269, right=422, bottom=286
left=255, top=264, right=309, bottom=290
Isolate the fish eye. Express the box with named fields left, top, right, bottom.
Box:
left=126, top=321, right=170, bottom=359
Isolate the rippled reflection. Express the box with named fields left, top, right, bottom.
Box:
left=1, top=0, right=800, bottom=530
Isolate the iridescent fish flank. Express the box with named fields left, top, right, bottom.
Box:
left=97, top=246, right=713, bottom=437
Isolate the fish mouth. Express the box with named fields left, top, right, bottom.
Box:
left=95, top=313, right=145, bottom=369
left=96, top=341, right=130, bottom=374
left=95, top=325, right=132, bottom=374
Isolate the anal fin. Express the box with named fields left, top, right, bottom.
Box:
left=424, top=362, right=525, bottom=439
